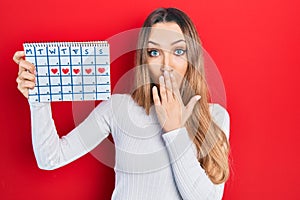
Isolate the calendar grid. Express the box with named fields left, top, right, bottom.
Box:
left=94, top=46, right=98, bottom=95
left=80, top=46, right=84, bottom=101
left=46, top=46, right=52, bottom=102
left=24, top=41, right=111, bottom=102
left=34, top=46, right=41, bottom=102
left=69, top=45, right=74, bottom=101
left=58, top=46, right=63, bottom=101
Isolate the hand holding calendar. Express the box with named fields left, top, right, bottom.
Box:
left=14, top=41, right=111, bottom=102
left=14, top=51, right=36, bottom=98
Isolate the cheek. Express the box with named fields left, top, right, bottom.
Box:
left=173, top=57, right=188, bottom=77
left=171, top=57, right=188, bottom=87
left=147, top=63, right=161, bottom=83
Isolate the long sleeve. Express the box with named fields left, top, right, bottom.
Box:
left=29, top=99, right=112, bottom=170
left=162, top=104, right=230, bottom=200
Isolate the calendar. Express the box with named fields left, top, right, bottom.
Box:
left=23, top=41, right=111, bottom=102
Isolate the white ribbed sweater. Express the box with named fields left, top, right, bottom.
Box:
left=29, top=94, right=230, bottom=200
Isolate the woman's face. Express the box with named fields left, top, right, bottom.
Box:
left=146, top=22, right=188, bottom=87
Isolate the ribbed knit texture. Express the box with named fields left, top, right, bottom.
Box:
left=29, top=94, right=230, bottom=200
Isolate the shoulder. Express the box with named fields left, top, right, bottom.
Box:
left=99, top=93, right=132, bottom=105
left=95, top=93, right=139, bottom=114
left=93, top=93, right=132, bottom=112
left=109, top=93, right=135, bottom=106
left=209, top=103, right=230, bottom=139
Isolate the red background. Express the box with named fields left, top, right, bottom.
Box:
left=1, top=0, right=299, bottom=199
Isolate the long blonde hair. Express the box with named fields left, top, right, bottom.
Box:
left=131, top=8, right=230, bottom=184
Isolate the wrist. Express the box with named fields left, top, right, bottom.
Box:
left=163, top=125, right=183, bottom=134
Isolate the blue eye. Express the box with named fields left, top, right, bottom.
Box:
left=148, top=49, right=160, bottom=57
left=174, top=49, right=186, bottom=56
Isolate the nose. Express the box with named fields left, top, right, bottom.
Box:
left=161, top=51, right=173, bottom=72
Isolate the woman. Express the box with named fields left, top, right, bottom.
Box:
left=13, top=7, right=230, bottom=200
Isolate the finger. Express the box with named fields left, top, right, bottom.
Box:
left=159, top=75, right=167, bottom=104
left=183, top=95, right=201, bottom=125
left=19, top=70, right=36, bottom=82
left=13, top=51, right=25, bottom=64
left=185, top=95, right=201, bottom=114
left=164, top=70, right=173, bottom=101
left=154, top=104, right=167, bottom=129
left=20, top=80, right=36, bottom=89
left=152, top=86, right=161, bottom=106
left=170, top=71, right=181, bottom=102
left=19, top=60, right=35, bottom=74
left=17, top=80, right=31, bottom=99
left=16, top=77, right=23, bottom=85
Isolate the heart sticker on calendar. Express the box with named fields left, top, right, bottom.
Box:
left=85, top=68, right=92, bottom=74
left=51, top=68, right=58, bottom=74
left=73, top=69, right=80, bottom=74
left=98, top=67, right=105, bottom=73
left=62, top=68, right=69, bottom=74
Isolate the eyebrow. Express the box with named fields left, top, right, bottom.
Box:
left=147, top=39, right=186, bottom=46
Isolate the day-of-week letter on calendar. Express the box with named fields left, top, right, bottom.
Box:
left=23, top=41, right=111, bottom=102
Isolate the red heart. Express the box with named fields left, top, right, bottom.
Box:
left=73, top=69, right=80, bottom=74
left=62, top=68, right=69, bottom=74
left=85, top=68, right=92, bottom=74
left=51, top=68, right=58, bottom=74
left=98, top=67, right=105, bottom=73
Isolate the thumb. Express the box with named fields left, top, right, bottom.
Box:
left=185, top=95, right=201, bottom=116
left=13, top=51, right=25, bottom=64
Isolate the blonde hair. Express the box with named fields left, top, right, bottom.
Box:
left=131, top=8, right=230, bottom=184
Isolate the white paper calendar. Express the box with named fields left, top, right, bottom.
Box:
left=23, top=41, right=111, bottom=102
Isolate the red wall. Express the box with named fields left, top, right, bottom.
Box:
left=1, top=0, right=299, bottom=199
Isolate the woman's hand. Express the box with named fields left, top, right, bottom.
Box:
left=152, top=71, right=201, bottom=133
left=13, top=51, right=36, bottom=98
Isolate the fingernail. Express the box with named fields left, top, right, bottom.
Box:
left=196, top=95, right=201, bottom=101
